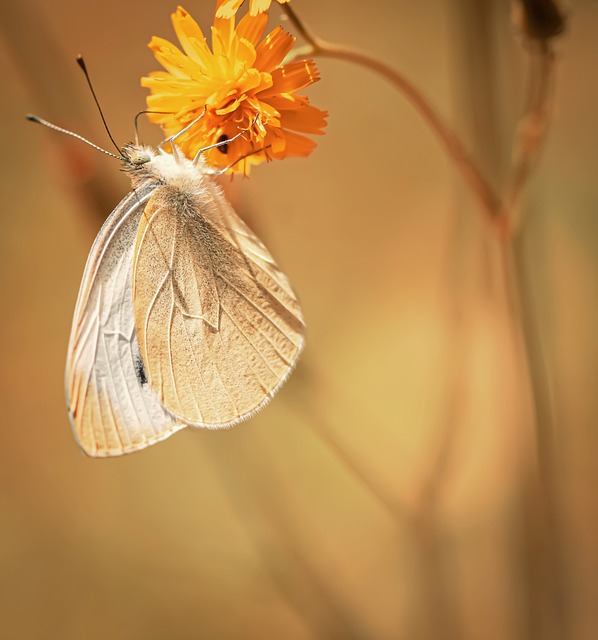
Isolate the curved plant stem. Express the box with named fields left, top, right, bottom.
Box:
left=282, top=4, right=506, bottom=234
left=504, top=42, right=555, bottom=230
left=284, top=2, right=565, bottom=634
left=296, top=397, right=410, bottom=523
left=202, top=434, right=375, bottom=639
left=500, top=235, right=569, bottom=639
left=0, top=2, right=123, bottom=227
left=496, top=39, right=567, bottom=638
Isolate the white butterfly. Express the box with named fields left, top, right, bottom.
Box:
left=45, top=132, right=305, bottom=457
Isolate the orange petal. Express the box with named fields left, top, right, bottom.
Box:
left=212, top=13, right=236, bottom=55
left=215, top=0, right=244, bottom=19
left=141, top=71, right=173, bottom=82
left=236, top=12, right=268, bottom=47
left=148, top=36, right=202, bottom=79
left=254, top=27, right=295, bottom=72
left=211, top=22, right=235, bottom=59
left=265, top=93, right=310, bottom=111
left=248, top=0, right=272, bottom=16
left=216, top=97, right=244, bottom=115
left=171, top=7, right=212, bottom=68
left=234, top=36, right=258, bottom=67
left=259, top=59, right=319, bottom=96
left=275, top=130, right=317, bottom=158
left=145, top=93, right=198, bottom=116
left=279, top=103, right=328, bottom=134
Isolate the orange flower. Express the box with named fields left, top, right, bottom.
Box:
left=216, top=0, right=290, bottom=19
left=141, top=6, right=326, bottom=174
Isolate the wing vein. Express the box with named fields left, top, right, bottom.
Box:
left=99, top=332, right=127, bottom=452
left=167, top=281, right=182, bottom=413
left=220, top=305, right=279, bottom=378
left=220, top=275, right=301, bottom=347
left=179, top=316, right=206, bottom=422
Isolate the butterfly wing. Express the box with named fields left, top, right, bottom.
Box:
left=132, top=178, right=304, bottom=427
left=65, top=185, right=185, bottom=457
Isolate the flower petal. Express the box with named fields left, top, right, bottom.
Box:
left=279, top=103, right=328, bottom=134
left=216, top=0, right=291, bottom=19
left=259, top=59, right=320, bottom=96
left=212, top=16, right=235, bottom=56
left=254, top=27, right=295, bottom=72
left=171, top=7, right=210, bottom=61
left=248, top=0, right=272, bottom=16
left=148, top=36, right=205, bottom=80
left=280, top=130, right=318, bottom=157
left=236, top=12, right=268, bottom=46
left=215, top=0, right=244, bottom=19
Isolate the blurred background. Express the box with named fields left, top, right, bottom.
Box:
left=1, top=0, right=597, bottom=638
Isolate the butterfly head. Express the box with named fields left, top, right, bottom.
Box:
left=121, top=144, right=154, bottom=167
left=121, top=143, right=208, bottom=191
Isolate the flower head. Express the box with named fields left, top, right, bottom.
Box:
left=142, top=6, right=326, bottom=174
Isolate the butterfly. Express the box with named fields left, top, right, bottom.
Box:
left=30, top=112, right=305, bottom=457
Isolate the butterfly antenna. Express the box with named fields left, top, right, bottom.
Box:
left=133, top=110, right=173, bottom=146
left=26, top=115, right=125, bottom=161
left=76, top=55, right=122, bottom=155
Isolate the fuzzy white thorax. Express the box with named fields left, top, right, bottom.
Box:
left=124, top=144, right=211, bottom=192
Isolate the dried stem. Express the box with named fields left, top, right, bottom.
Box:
left=201, top=433, right=374, bottom=640
left=500, top=236, right=569, bottom=639
left=283, top=4, right=556, bottom=240
left=290, top=389, right=410, bottom=524
left=1, top=2, right=123, bottom=227
left=503, top=41, right=555, bottom=230
left=499, top=38, right=567, bottom=640
left=282, top=4, right=505, bottom=234
left=284, top=2, right=565, bottom=635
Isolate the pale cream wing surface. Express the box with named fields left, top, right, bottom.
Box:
left=66, top=186, right=185, bottom=457
left=132, top=179, right=304, bottom=427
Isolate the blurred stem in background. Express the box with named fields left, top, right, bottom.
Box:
left=284, top=3, right=502, bottom=233
left=285, top=0, right=568, bottom=638
left=202, top=432, right=376, bottom=640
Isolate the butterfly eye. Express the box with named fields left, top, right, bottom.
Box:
left=131, top=151, right=152, bottom=165
left=121, top=144, right=152, bottom=166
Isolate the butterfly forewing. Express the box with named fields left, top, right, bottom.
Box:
left=132, top=178, right=304, bottom=427
left=65, top=186, right=185, bottom=456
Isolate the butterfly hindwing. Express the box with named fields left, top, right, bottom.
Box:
left=132, top=178, right=304, bottom=427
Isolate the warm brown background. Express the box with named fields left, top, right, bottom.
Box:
left=1, top=1, right=597, bottom=639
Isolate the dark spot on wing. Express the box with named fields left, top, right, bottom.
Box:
left=135, top=355, right=148, bottom=386
left=217, top=134, right=228, bottom=154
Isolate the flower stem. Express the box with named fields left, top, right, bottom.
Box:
left=497, top=38, right=567, bottom=638
left=504, top=41, right=555, bottom=231
left=284, top=2, right=566, bottom=634
left=202, top=433, right=375, bottom=639
left=500, top=236, right=569, bottom=639
left=282, top=4, right=505, bottom=234
left=291, top=384, right=411, bottom=523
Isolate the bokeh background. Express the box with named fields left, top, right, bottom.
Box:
left=1, top=0, right=597, bottom=638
